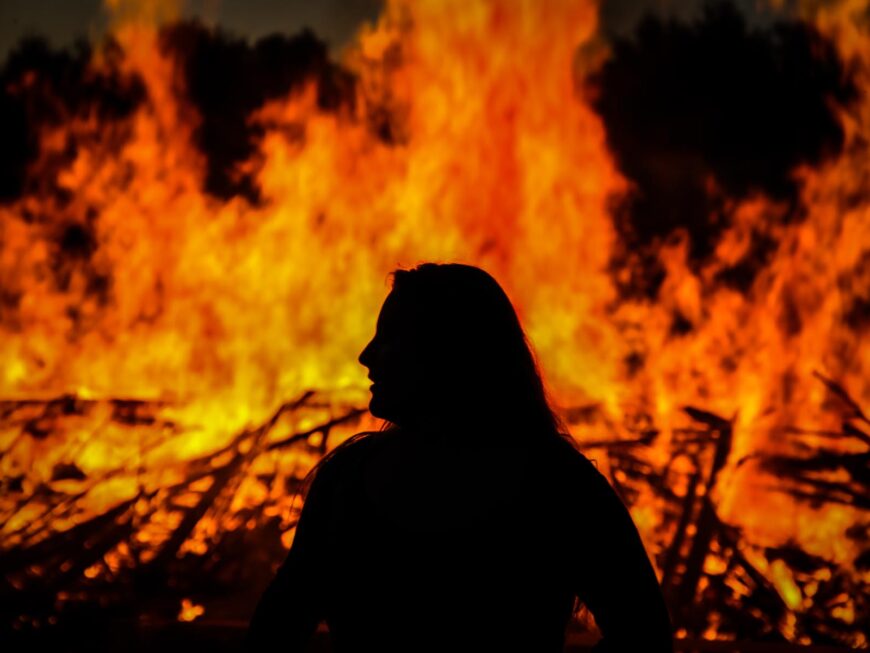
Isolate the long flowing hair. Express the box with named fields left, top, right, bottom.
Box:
left=387, top=263, right=566, bottom=438
left=300, top=262, right=572, bottom=497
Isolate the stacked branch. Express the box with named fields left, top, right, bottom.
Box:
left=0, top=391, right=365, bottom=634
left=573, top=373, right=869, bottom=647
left=2, top=373, right=868, bottom=648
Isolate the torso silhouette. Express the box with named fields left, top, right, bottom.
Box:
left=246, top=428, right=674, bottom=652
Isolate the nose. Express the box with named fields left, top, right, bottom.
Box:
left=359, top=338, right=375, bottom=368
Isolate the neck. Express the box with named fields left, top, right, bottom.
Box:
left=395, top=414, right=516, bottom=450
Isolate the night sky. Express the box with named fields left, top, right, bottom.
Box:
left=1, top=0, right=787, bottom=60
left=0, top=0, right=384, bottom=57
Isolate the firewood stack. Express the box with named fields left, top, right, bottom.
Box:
left=572, top=372, right=869, bottom=646
left=1, top=376, right=867, bottom=649
left=1, top=391, right=365, bottom=642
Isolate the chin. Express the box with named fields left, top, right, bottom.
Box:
left=368, top=394, right=401, bottom=424
left=368, top=395, right=389, bottom=420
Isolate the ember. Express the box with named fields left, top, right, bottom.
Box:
left=1, top=0, right=868, bottom=650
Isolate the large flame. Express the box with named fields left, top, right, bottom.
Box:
left=1, top=0, right=868, bottom=645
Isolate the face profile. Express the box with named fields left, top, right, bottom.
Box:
left=357, top=262, right=549, bottom=435
left=358, top=290, right=423, bottom=425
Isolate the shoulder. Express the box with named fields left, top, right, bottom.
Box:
left=307, top=430, right=390, bottom=489
left=329, top=429, right=393, bottom=464
left=541, top=434, right=601, bottom=474
left=537, top=435, right=614, bottom=498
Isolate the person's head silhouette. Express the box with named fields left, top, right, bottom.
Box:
left=358, top=263, right=563, bottom=440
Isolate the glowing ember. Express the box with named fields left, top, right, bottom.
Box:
left=178, top=597, right=204, bottom=622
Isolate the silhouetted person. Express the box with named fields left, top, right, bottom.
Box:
left=246, top=263, right=673, bottom=652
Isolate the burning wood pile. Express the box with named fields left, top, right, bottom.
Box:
left=1, top=0, right=868, bottom=649
left=572, top=372, right=870, bottom=646
left=1, top=391, right=368, bottom=638
left=1, top=373, right=867, bottom=648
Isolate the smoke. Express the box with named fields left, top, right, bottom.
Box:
left=586, top=1, right=858, bottom=297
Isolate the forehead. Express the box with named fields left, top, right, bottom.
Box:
left=376, top=291, right=404, bottom=331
